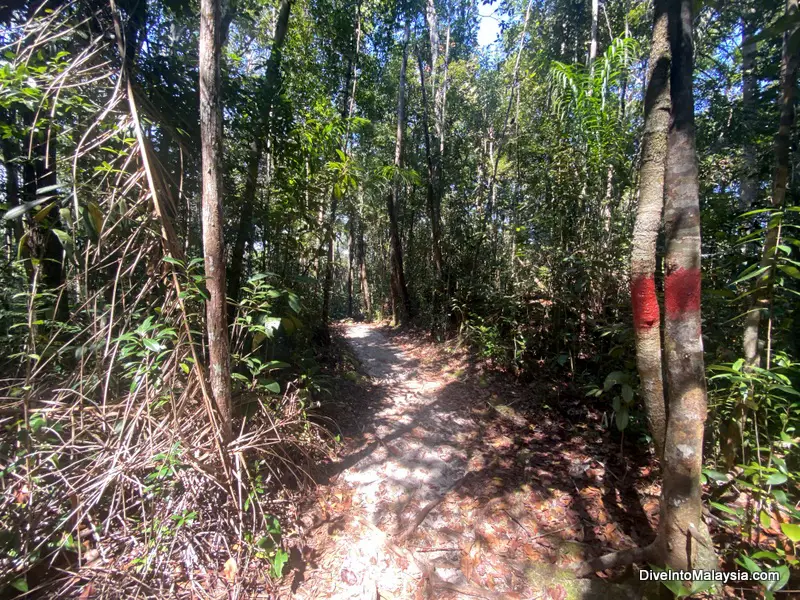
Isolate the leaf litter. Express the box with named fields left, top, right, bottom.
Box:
left=283, top=323, right=660, bottom=599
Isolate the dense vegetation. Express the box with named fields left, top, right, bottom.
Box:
left=0, top=0, right=799, bottom=596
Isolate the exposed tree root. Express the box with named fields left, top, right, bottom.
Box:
left=355, top=514, right=502, bottom=600
left=430, top=572, right=504, bottom=600
left=572, top=542, right=656, bottom=578
left=395, top=470, right=475, bottom=543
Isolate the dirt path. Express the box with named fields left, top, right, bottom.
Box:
left=287, top=323, right=656, bottom=599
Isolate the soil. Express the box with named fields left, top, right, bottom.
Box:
left=281, top=323, right=660, bottom=599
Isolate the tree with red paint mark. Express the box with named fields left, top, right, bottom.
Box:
left=577, top=0, right=717, bottom=576
left=629, top=0, right=670, bottom=464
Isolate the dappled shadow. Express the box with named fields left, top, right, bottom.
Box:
left=293, top=324, right=658, bottom=598
left=344, top=323, right=421, bottom=381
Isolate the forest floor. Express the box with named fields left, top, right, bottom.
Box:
left=282, top=323, right=662, bottom=599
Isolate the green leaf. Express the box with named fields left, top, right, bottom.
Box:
left=621, top=384, right=633, bottom=404
left=262, top=379, right=280, bottom=394
left=163, top=256, right=184, bottom=267
left=760, top=510, right=772, bottom=529
left=615, top=405, right=629, bottom=431
left=766, top=472, right=788, bottom=486
left=781, top=523, right=800, bottom=543
left=264, top=361, right=290, bottom=370
left=257, top=535, right=276, bottom=551
left=10, top=579, right=28, bottom=592
left=603, top=371, right=625, bottom=391
left=3, top=197, right=51, bottom=220
left=287, top=292, right=301, bottom=314
left=142, top=338, right=162, bottom=352
left=263, top=317, right=281, bottom=333
left=271, top=548, right=288, bottom=579
left=736, top=554, right=761, bottom=573
left=767, top=565, right=790, bottom=592
left=778, top=264, right=800, bottom=279
left=732, top=265, right=770, bottom=285
left=703, top=469, right=729, bottom=482
left=710, top=501, right=739, bottom=516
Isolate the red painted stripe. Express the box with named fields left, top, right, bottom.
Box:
left=631, top=275, right=660, bottom=331
left=665, top=267, right=701, bottom=319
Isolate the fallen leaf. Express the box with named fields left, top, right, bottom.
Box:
left=14, top=484, right=30, bottom=505
left=545, top=584, right=567, bottom=600
left=340, top=568, right=358, bottom=585
left=223, top=557, right=238, bottom=582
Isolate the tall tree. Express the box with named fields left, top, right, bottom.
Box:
left=581, top=0, right=717, bottom=575
left=739, top=5, right=758, bottom=212
left=742, top=0, right=799, bottom=368
left=630, top=0, right=670, bottom=461
left=200, top=0, right=232, bottom=441
left=588, top=0, right=599, bottom=66
left=387, top=19, right=412, bottom=324
left=321, top=2, right=362, bottom=326
left=1, top=108, right=22, bottom=256
left=417, top=49, right=444, bottom=282
left=658, top=0, right=716, bottom=570
left=228, top=0, right=293, bottom=309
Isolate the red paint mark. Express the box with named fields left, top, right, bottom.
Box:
left=665, top=267, right=701, bottom=319
left=631, top=275, right=660, bottom=331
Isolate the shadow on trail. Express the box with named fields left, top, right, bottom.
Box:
left=305, top=324, right=658, bottom=598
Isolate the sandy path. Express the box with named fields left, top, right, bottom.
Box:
left=288, top=324, right=477, bottom=598
left=334, top=323, right=472, bottom=596
left=289, top=323, right=648, bottom=599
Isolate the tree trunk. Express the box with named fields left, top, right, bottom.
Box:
left=1, top=107, right=22, bottom=255
left=348, top=211, right=355, bottom=317
left=36, top=131, right=65, bottom=298
left=588, top=0, right=599, bottom=67
left=322, top=4, right=362, bottom=326
left=739, top=12, right=757, bottom=212
left=425, top=0, right=439, bottom=99
left=228, top=139, right=261, bottom=317
left=19, top=109, right=67, bottom=321
left=630, top=0, right=670, bottom=462
left=387, top=20, right=412, bottom=324
left=742, top=0, right=798, bottom=368
left=358, top=210, right=371, bottom=318
left=416, top=50, right=444, bottom=283
left=228, top=0, right=292, bottom=308
left=658, top=0, right=716, bottom=570
left=436, top=24, right=450, bottom=158
left=580, top=0, right=717, bottom=577
left=200, top=0, right=232, bottom=442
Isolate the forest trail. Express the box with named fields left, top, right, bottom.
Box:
left=288, top=324, right=656, bottom=599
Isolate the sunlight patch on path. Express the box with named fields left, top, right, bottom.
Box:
left=327, top=323, right=472, bottom=598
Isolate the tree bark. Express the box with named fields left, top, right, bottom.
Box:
left=425, top=0, right=439, bottom=101
left=739, top=12, right=757, bottom=212
left=321, top=3, right=362, bottom=326
left=417, top=50, right=444, bottom=283
left=229, top=0, right=292, bottom=308
left=580, top=0, right=717, bottom=577
left=588, top=0, right=599, bottom=67
left=357, top=207, right=371, bottom=318
left=1, top=107, right=22, bottom=255
left=658, top=0, right=716, bottom=571
left=200, top=0, right=232, bottom=442
left=742, top=0, right=798, bottom=368
left=19, top=108, right=66, bottom=320
left=387, top=20, right=412, bottom=324
left=348, top=211, right=355, bottom=317
left=630, top=0, right=670, bottom=462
